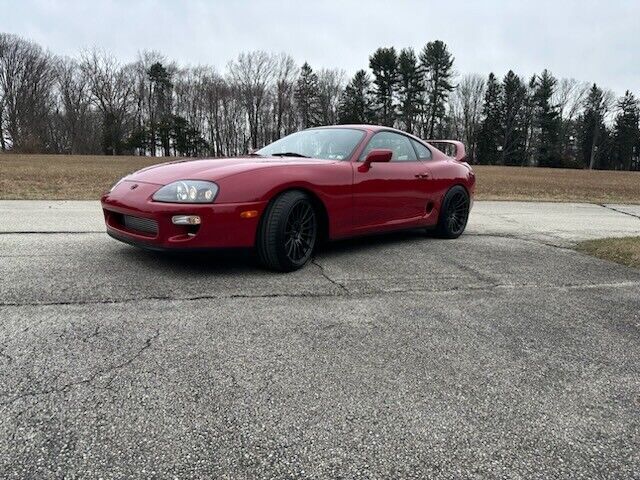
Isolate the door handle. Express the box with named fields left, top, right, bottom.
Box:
left=415, top=172, right=431, bottom=179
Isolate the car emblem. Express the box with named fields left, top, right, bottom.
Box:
left=130, top=184, right=139, bottom=190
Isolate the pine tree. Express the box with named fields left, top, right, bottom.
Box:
left=369, top=47, right=398, bottom=126
left=420, top=40, right=454, bottom=138
left=500, top=71, right=527, bottom=165
left=613, top=91, right=640, bottom=170
left=579, top=84, right=607, bottom=169
left=534, top=70, right=562, bottom=167
left=397, top=48, right=423, bottom=135
left=338, top=70, right=373, bottom=124
left=477, top=73, right=502, bottom=165
left=294, top=62, right=321, bottom=129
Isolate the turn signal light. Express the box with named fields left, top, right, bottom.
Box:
left=240, top=210, right=258, bottom=219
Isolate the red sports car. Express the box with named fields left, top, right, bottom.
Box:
left=101, top=125, right=475, bottom=271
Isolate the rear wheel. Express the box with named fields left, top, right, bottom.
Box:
left=257, top=191, right=317, bottom=271
left=435, top=186, right=470, bottom=238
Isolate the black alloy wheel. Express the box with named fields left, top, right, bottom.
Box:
left=284, top=201, right=316, bottom=264
left=436, top=186, right=470, bottom=239
left=257, top=190, right=317, bottom=271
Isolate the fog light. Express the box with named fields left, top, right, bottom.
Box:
left=172, top=215, right=201, bottom=225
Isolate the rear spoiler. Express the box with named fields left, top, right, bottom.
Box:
left=425, top=140, right=467, bottom=162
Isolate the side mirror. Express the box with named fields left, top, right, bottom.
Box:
left=360, top=149, right=392, bottom=171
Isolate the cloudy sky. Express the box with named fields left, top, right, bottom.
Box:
left=1, top=0, right=638, bottom=95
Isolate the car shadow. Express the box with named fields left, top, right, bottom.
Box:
left=115, top=246, right=261, bottom=274
left=113, top=228, right=435, bottom=273
left=317, top=228, right=433, bottom=255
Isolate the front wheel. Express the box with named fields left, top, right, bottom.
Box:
left=257, top=191, right=317, bottom=272
left=435, top=186, right=470, bottom=239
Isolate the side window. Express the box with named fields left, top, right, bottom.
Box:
left=360, top=132, right=418, bottom=162
left=411, top=139, right=432, bottom=160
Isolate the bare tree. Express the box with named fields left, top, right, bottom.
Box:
left=198, top=69, right=227, bottom=156
left=219, top=81, right=247, bottom=155
left=227, top=51, right=275, bottom=149
left=0, top=33, right=56, bottom=152
left=54, top=56, right=100, bottom=153
left=80, top=49, right=136, bottom=155
left=450, top=74, right=485, bottom=162
left=317, top=68, right=346, bottom=126
left=273, top=53, right=298, bottom=141
left=550, top=78, right=589, bottom=164
left=601, top=89, right=617, bottom=124
left=555, top=78, right=589, bottom=121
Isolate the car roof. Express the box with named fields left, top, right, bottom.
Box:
left=312, top=124, right=387, bottom=132
left=311, top=124, right=437, bottom=145
left=302, top=125, right=451, bottom=156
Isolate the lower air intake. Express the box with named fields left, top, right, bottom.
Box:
left=122, top=215, right=158, bottom=235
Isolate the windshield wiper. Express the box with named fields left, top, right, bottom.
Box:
left=270, top=152, right=309, bottom=158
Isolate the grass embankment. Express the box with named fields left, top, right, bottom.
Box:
left=0, top=154, right=639, bottom=203
left=0, top=154, right=161, bottom=200
left=475, top=165, right=640, bottom=204
left=576, top=237, right=640, bottom=269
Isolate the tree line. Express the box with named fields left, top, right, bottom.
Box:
left=0, top=32, right=638, bottom=170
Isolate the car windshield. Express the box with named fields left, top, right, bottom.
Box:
left=256, top=128, right=365, bottom=160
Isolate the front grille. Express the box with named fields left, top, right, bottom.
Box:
left=122, top=215, right=158, bottom=235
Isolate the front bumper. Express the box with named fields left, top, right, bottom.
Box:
left=101, top=181, right=266, bottom=250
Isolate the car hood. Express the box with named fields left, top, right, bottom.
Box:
left=127, top=157, right=334, bottom=185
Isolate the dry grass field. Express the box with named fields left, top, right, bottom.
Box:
left=0, top=154, right=161, bottom=200
left=1, top=154, right=639, bottom=203
left=576, top=237, right=640, bottom=269
left=476, top=165, right=639, bottom=204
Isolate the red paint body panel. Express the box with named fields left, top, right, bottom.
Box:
left=101, top=125, right=475, bottom=250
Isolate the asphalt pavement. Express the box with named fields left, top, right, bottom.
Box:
left=1, top=201, right=639, bottom=478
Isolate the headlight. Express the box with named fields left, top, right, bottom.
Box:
left=152, top=180, right=219, bottom=203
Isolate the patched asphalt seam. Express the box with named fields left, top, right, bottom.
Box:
left=445, top=257, right=499, bottom=285
left=0, top=292, right=343, bottom=307
left=2, top=280, right=639, bottom=308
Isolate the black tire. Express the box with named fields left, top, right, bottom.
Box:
left=256, top=190, right=318, bottom=272
left=435, top=186, right=470, bottom=239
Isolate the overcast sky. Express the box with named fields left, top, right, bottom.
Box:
left=1, top=0, right=638, bottom=95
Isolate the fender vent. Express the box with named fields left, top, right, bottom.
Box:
left=122, top=215, right=158, bottom=235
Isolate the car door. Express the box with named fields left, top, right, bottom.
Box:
left=352, top=131, right=433, bottom=230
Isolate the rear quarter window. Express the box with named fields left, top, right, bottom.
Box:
left=411, top=139, right=432, bottom=160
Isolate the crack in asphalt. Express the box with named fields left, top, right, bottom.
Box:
left=312, top=258, right=350, bottom=294
left=1, top=280, right=639, bottom=308
left=465, top=232, right=577, bottom=250
left=599, top=204, right=640, bottom=221
left=0, top=292, right=342, bottom=307
left=0, top=330, right=160, bottom=408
